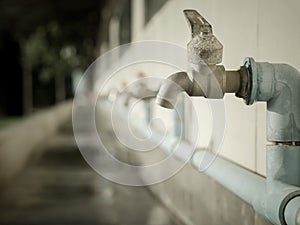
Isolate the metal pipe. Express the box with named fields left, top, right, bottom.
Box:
left=191, top=150, right=266, bottom=207
left=190, top=150, right=300, bottom=225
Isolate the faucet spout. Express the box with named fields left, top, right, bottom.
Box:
left=156, top=72, right=194, bottom=109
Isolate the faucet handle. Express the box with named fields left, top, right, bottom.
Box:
left=184, top=9, right=212, bottom=38
left=183, top=9, right=223, bottom=65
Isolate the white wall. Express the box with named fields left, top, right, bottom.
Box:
left=131, top=0, right=300, bottom=176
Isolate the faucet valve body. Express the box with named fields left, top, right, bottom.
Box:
left=156, top=66, right=247, bottom=109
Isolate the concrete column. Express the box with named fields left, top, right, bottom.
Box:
left=131, top=0, right=145, bottom=41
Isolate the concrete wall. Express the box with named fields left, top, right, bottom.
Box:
left=126, top=0, right=300, bottom=224
left=0, top=101, right=72, bottom=187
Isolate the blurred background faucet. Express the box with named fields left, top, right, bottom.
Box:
left=121, top=74, right=161, bottom=107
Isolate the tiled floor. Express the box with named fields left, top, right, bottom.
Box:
left=0, top=113, right=181, bottom=225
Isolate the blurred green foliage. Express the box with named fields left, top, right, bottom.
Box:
left=22, top=21, right=93, bottom=82
left=0, top=117, right=20, bottom=129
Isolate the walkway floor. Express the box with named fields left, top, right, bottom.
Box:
left=0, top=109, right=181, bottom=225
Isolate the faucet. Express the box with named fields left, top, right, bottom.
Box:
left=121, top=77, right=161, bottom=107
left=156, top=9, right=249, bottom=109
left=118, top=76, right=161, bottom=125
left=156, top=9, right=300, bottom=145
left=156, top=9, right=300, bottom=225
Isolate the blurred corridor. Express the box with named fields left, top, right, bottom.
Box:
left=0, top=108, right=181, bottom=225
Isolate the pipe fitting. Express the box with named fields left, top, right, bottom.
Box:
left=243, top=57, right=300, bottom=142
left=285, top=196, right=300, bottom=225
